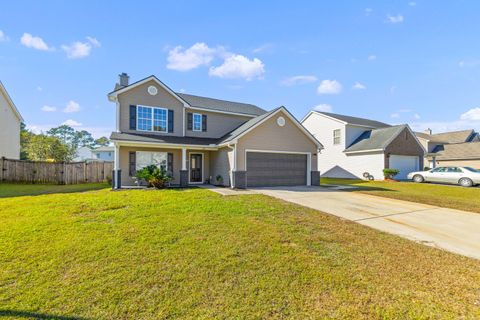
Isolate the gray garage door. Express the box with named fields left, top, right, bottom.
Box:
left=246, top=152, right=307, bottom=187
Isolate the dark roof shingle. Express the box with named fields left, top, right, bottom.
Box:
left=177, top=92, right=266, bottom=116
left=316, top=111, right=391, bottom=128
left=344, top=125, right=408, bottom=153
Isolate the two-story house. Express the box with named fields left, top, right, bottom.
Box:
left=302, top=111, right=425, bottom=180
left=108, top=74, right=322, bottom=189
left=0, top=81, right=23, bottom=159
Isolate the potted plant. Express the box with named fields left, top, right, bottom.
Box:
left=383, top=168, right=400, bottom=181
left=135, top=165, right=173, bottom=189
left=214, top=174, right=224, bottom=186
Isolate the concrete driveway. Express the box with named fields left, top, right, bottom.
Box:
left=253, top=186, right=480, bottom=260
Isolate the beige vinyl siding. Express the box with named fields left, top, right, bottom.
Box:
left=185, top=108, right=251, bottom=139
left=236, top=110, right=318, bottom=171
left=118, top=79, right=184, bottom=136
left=209, top=147, right=231, bottom=186
left=0, top=90, right=21, bottom=159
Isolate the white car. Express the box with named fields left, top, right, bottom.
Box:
left=407, top=166, right=480, bottom=187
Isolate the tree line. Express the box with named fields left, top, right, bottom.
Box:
left=20, top=124, right=110, bottom=162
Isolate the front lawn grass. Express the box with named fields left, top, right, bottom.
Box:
left=321, top=177, right=480, bottom=213
left=0, top=185, right=479, bottom=319
left=0, top=182, right=109, bottom=198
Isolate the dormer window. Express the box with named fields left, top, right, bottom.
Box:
left=193, top=113, right=202, bottom=131
left=333, top=129, right=341, bottom=145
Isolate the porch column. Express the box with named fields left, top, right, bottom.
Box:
left=112, top=144, right=121, bottom=190
left=180, top=147, right=188, bottom=187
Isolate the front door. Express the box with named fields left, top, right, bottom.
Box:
left=190, top=154, right=203, bottom=183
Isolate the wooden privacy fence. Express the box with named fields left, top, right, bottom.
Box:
left=0, top=157, right=113, bottom=184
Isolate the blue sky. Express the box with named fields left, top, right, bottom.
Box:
left=1, top=1, right=480, bottom=138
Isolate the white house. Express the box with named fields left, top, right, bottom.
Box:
left=0, top=81, right=23, bottom=159
left=73, top=146, right=114, bottom=162
left=302, top=111, right=425, bottom=180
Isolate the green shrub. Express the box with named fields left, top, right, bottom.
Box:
left=383, top=168, right=400, bottom=179
left=135, top=165, right=172, bottom=189
left=215, top=175, right=224, bottom=185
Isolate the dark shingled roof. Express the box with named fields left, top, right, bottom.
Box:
left=428, top=142, right=480, bottom=160
left=110, top=132, right=220, bottom=146
left=316, top=111, right=391, bottom=129
left=177, top=92, right=266, bottom=116
left=344, top=125, right=408, bottom=153
left=415, top=129, right=477, bottom=144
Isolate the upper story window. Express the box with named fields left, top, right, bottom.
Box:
left=333, top=129, right=341, bottom=145
left=137, top=105, right=168, bottom=132
left=193, top=113, right=202, bottom=131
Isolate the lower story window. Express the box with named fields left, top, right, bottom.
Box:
left=135, top=151, right=167, bottom=171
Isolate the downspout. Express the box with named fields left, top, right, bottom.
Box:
left=227, top=143, right=237, bottom=188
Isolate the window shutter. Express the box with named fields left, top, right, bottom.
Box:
left=168, top=110, right=174, bottom=133
left=129, top=105, right=137, bottom=130
left=187, top=113, right=193, bottom=130
left=202, top=115, right=207, bottom=132
left=167, top=153, right=173, bottom=174
left=129, top=152, right=136, bottom=176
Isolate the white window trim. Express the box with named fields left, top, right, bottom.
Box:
left=192, top=113, right=202, bottom=132
left=136, top=105, right=169, bottom=133
left=333, top=129, right=341, bottom=145
left=188, top=152, right=204, bottom=184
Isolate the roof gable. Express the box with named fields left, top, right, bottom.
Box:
left=219, top=107, right=323, bottom=148
left=0, top=81, right=23, bottom=122
left=344, top=125, right=424, bottom=154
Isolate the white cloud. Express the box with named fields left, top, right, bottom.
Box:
left=365, top=8, right=373, bottom=16
left=61, top=37, right=100, bottom=59
left=20, top=33, right=51, bottom=51
left=314, top=104, right=333, bottom=112
left=317, top=80, right=342, bottom=95
left=41, top=105, right=56, bottom=112
left=86, top=36, right=101, bottom=47
left=63, top=100, right=80, bottom=113
left=413, top=113, right=421, bottom=120
left=409, top=2, right=416, bottom=6
left=460, top=107, right=480, bottom=121
left=253, top=43, right=274, bottom=53
left=387, top=14, right=404, bottom=24
left=368, top=55, right=377, bottom=61
left=390, top=86, right=397, bottom=94
left=390, top=113, right=400, bottom=119
left=281, top=75, right=317, bottom=86
left=209, top=54, right=265, bottom=80
left=0, top=30, right=8, bottom=42
left=166, top=42, right=217, bottom=71
left=36, top=86, right=43, bottom=92
left=62, top=119, right=82, bottom=127
left=459, top=60, right=480, bottom=68
left=353, top=82, right=366, bottom=90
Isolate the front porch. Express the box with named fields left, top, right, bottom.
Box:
left=112, top=143, right=231, bottom=189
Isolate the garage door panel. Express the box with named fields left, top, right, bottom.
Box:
left=390, top=155, right=419, bottom=180
left=246, top=152, right=307, bottom=187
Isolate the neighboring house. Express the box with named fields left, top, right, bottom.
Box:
left=108, top=73, right=323, bottom=189
left=93, top=146, right=114, bottom=161
left=74, top=146, right=96, bottom=161
left=302, top=111, right=425, bottom=180
left=415, top=129, right=480, bottom=169
left=73, top=146, right=115, bottom=162
left=0, top=81, right=23, bottom=159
